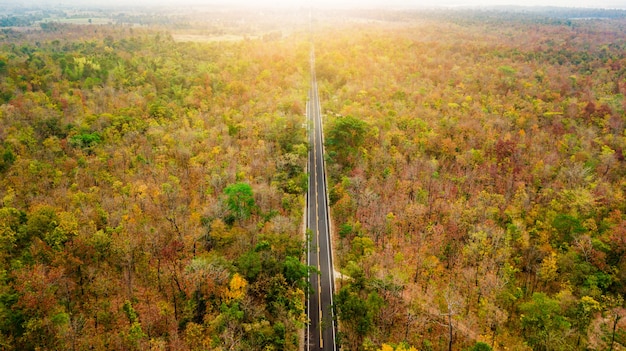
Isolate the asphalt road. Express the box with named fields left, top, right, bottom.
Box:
left=306, top=48, right=337, bottom=351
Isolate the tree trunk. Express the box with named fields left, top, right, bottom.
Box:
left=448, top=313, right=453, bottom=351
left=405, top=312, right=411, bottom=341
left=609, top=314, right=622, bottom=351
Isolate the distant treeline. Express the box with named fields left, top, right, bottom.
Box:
left=0, top=15, right=40, bottom=27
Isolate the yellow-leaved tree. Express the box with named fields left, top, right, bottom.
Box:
left=379, top=343, right=418, bottom=351
left=224, top=273, right=247, bottom=302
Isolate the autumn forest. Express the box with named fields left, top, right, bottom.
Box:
left=0, top=4, right=625, bottom=351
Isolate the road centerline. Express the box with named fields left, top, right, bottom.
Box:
left=306, top=45, right=337, bottom=351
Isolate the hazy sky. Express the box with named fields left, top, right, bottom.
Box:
left=230, top=0, right=626, bottom=8
left=211, top=0, right=626, bottom=8
left=9, top=0, right=626, bottom=9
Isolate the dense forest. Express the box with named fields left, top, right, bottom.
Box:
left=0, top=22, right=310, bottom=350
left=316, top=14, right=626, bottom=351
left=0, top=6, right=625, bottom=351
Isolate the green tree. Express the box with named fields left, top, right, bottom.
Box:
left=335, top=286, right=383, bottom=350
left=602, top=294, right=624, bottom=351
left=283, top=256, right=309, bottom=289
left=325, top=115, right=369, bottom=168
left=0, top=207, right=23, bottom=259
left=22, top=206, right=58, bottom=248
left=520, top=293, right=571, bottom=351
left=464, top=342, right=492, bottom=351
left=223, top=182, right=256, bottom=222
left=0, top=145, right=16, bottom=173
left=569, top=296, right=601, bottom=347
left=122, top=301, right=146, bottom=349
left=236, top=250, right=262, bottom=282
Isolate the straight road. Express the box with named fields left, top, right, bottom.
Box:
left=306, top=48, right=337, bottom=351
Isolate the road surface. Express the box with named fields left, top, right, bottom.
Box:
left=306, top=47, right=337, bottom=351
